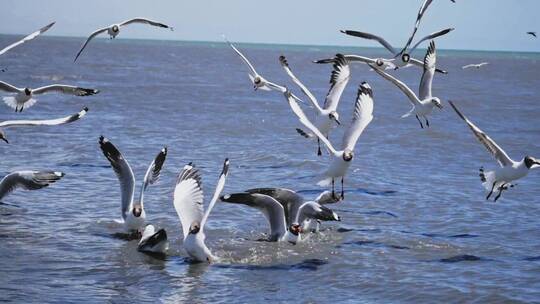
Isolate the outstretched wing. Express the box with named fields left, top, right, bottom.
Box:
left=119, top=18, right=172, bottom=30
left=0, top=81, right=21, bottom=93
left=341, top=83, right=374, bottom=151
left=99, top=136, right=135, bottom=220
left=448, top=101, right=513, bottom=167
left=408, top=28, right=454, bottom=54
left=0, top=22, right=55, bottom=56
left=279, top=55, right=322, bottom=112
left=340, top=30, right=396, bottom=55
left=419, top=41, right=436, bottom=100
left=370, top=64, right=422, bottom=107
left=323, top=54, right=351, bottom=111
left=0, top=107, right=88, bottom=128
left=32, top=85, right=99, bottom=96
left=398, top=0, right=434, bottom=56
left=0, top=170, right=64, bottom=201
left=173, top=163, right=204, bottom=239
left=74, top=27, right=108, bottom=62
left=138, top=147, right=167, bottom=206
left=200, top=158, right=230, bottom=231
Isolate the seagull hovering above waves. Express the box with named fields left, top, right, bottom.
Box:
left=369, top=42, right=442, bottom=129
left=397, top=0, right=436, bottom=57
left=0, top=171, right=64, bottom=201
left=220, top=190, right=339, bottom=244
left=0, top=107, right=88, bottom=144
left=279, top=54, right=350, bottom=156
left=0, top=81, right=99, bottom=112
left=285, top=83, right=374, bottom=199
left=527, top=32, right=537, bottom=38
left=99, top=136, right=167, bottom=234
left=137, top=224, right=169, bottom=255
left=448, top=101, right=540, bottom=202
left=74, top=18, right=173, bottom=62
left=0, top=22, right=55, bottom=57
left=462, top=62, right=489, bottom=69
left=173, top=159, right=229, bottom=263
left=340, top=28, right=452, bottom=74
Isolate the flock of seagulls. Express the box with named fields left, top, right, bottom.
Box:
left=0, top=0, right=539, bottom=263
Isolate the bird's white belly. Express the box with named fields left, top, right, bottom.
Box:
left=326, top=156, right=351, bottom=178
left=15, top=93, right=31, bottom=103
left=495, top=166, right=528, bottom=183
left=124, top=212, right=145, bottom=232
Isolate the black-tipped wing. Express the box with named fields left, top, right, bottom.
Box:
left=370, top=64, right=421, bottom=107
left=279, top=55, right=322, bottom=112
left=341, top=82, right=374, bottom=151
left=0, top=170, right=64, bottom=200
left=398, top=0, right=434, bottom=56
left=0, top=22, right=55, bottom=56
left=449, top=101, right=513, bottom=167
left=200, top=158, right=230, bottom=230
left=323, top=54, right=351, bottom=111
left=32, top=85, right=99, bottom=96
left=341, top=30, right=396, bottom=55
left=419, top=41, right=436, bottom=100
left=119, top=18, right=172, bottom=30
left=74, top=27, right=108, bottom=62
left=0, top=107, right=88, bottom=128
left=99, top=136, right=135, bottom=220
left=138, top=147, right=167, bottom=205
left=408, top=28, right=454, bottom=54
left=246, top=187, right=304, bottom=226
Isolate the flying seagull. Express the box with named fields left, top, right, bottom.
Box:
left=74, top=18, right=173, bottom=62
left=0, top=107, right=88, bottom=144
left=285, top=83, right=374, bottom=199
left=173, top=159, right=229, bottom=263
left=462, top=62, right=489, bottom=69
left=397, top=0, right=436, bottom=56
left=99, top=136, right=167, bottom=234
left=449, top=101, right=540, bottom=202
left=369, top=41, right=443, bottom=129
left=0, top=171, right=64, bottom=201
left=527, top=32, right=537, bottom=38
left=340, top=27, right=453, bottom=73
left=0, top=22, right=55, bottom=57
left=279, top=54, right=350, bottom=155
left=0, top=81, right=99, bottom=112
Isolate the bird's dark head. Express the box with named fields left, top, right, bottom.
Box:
left=24, top=88, right=31, bottom=95
left=343, top=149, right=354, bottom=162
left=431, top=97, right=443, bottom=109
left=189, top=222, right=201, bottom=235
left=132, top=205, right=143, bottom=217
left=289, top=224, right=302, bottom=236
left=524, top=156, right=540, bottom=169
left=375, top=58, right=384, bottom=67
left=112, top=25, right=119, bottom=32
left=329, top=111, right=341, bottom=125
left=401, top=53, right=410, bottom=63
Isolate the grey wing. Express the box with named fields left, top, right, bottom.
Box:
left=398, top=0, right=434, bottom=55
left=408, top=28, right=454, bottom=54
left=138, top=147, right=167, bottom=205
left=220, top=192, right=287, bottom=241
left=323, top=54, right=351, bottom=111
left=119, top=18, right=172, bottom=30
left=0, top=107, right=88, bottom=128
left=419, top=41, right=436, bottom=100
left=370, top=64, right=421, bottom=107
left=0, top=22, right=55, bottom=56
left=340, top=30, right=396, bottom=55
left=0, top=81, right=21, bottom=93
left=99, top=136, right=135, bottom=220
left=295, top=202, right=340, bottom=225
left=341, top=83, right=374, bottom=151
left=448, top=101, right=513, bottom=167
left=246, top=187, right=304, bottom=226
left=74, top=27, right=108, bottom=62
left=32, top=85, right=99, bottom=96
left=0, top=170, right=64, bottom=201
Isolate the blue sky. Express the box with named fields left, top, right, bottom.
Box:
left=1, top=0, right=539, bottom=52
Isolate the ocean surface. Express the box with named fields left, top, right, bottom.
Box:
left=1, top=35, right=539, bottom=303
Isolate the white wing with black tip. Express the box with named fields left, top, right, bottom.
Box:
left=340, top=30, right=396, bottom=55
left=200, top=158, right=229, bottom=231
left=0, top=22, right=55, bottom=56
left=408, top=28, right=454, bottom=54
left=279, top=55, right=322, bottom=112
left=74, top=27, right=109, bottom=62
left=99, top=136, right=135, bottom=220
left=0, top=107, right=88, bottom=128
left=173, top=163, right=204, bottom=239
left=370, top=64, right=422, bottom=107
left=341, top=83, right=374, bottom=151
left=32, top=85, right=99, bottom=96
left=419, top=41, right=436, bottom=100
left=398, top=0, right=435, bottom=56
left=0, top=171, right=64, bottom=200
left=138, top=147, right=167, bottom=206
left=323, top=54, right=350, bottom=111
left=448, top=101, right=514, bottom=167
left=119, top=18, right=172, bottom=30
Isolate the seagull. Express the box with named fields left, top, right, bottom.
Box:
left=369, top=41, right=443, bottom=129
left=0, top=22, right=55, bottom=58
left=0, top=171, right=64, bottom=201
left=0, top=81, right=99, bottom=112
left=462, top=62, right=489, bottom=69
left=173, top=159, right=229, bottom=263
left=74, top=18, right=173, bottom=62
left=0, top=107, right=88, bottom=144
left=448, top=101, right=540, bottom=202
left=527, top=32, right=537, bottom=38
left=99, top=136, right=167, bottom=234
left=397, top=0, right=436, bottom=56
left=220, top=190, right=340, bottom=244
left=285, top=82, right=374, bottom=199
left=314, top=54, right=397, bottom=71
left=279, top=54, right=350, bottom=156
left=340, top=28, right=452, bottom=74
left=137, top=224, right=169, bottom=255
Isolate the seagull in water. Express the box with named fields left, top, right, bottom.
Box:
left=0, top=107, right=88, bottom=144
left=74, top=18, right=173, bottom=62
left=279, top=54, right=350, bottom=155
left=0, top=171, right=64, bottom=201
left=0, top=81, right=99, bottom=112
left=220, top=189, right=340, bottom=244
left=340, top=27, right=453, bottom=74
left=462, top=62, right=489, bottom=69
left=173, top=159, right=229, bottom=263
left=448, top=101, right=540, bottom=202
left=137, top=224, right=169, bottom=255
left=369, top=41, right=443, bottom=129
left=99, top=136, right=167, bottom=234
left=0, top=22, right=55, bottom=72
left=285, top=83, right=374, bottom=199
